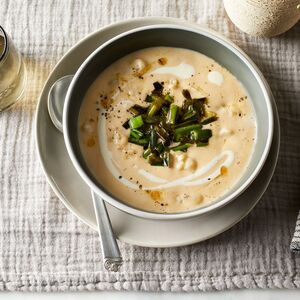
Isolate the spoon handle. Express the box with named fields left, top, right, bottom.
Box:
left=91, top=191, right=123, bottom=272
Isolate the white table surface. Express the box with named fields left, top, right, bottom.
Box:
left=1, top=290, right=300, bottom=299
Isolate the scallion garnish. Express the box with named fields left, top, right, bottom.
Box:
left=166, top=103, right=179, bottom=125
left=149, top=128, right=158, bottom=148
left=129, top=115, right=144, bottom=129
left=122, top=81, right=218, bottom=167
left=130, top=129, right=144, bottom=139
left=169, top=143, right=192, bottom=152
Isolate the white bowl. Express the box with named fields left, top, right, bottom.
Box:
left=63, top=24, right=274, bottom=220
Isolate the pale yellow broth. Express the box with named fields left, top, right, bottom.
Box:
left=78, top=47, right=256, bottom=213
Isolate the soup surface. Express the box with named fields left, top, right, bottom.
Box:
left=78, top=47, right=256, bottom=213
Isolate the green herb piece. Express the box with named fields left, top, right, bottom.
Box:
left=162, top=151, right=170, bottom=167
left=143, top=115, right=161, bottom=124
left=129, top=115, right=144, bottom=129
left=161, top=106, right=169, bottom=116
left=147, top=96, right=163, bottom=117
left=190, top=129, right=201, bottom=141
left=174, top=124, right=202, bottom=142
left=147, top=153, right=164, bottom=166
left=128, top=104, right=148, bottom=116
left=182, top=106, right=197, bottom=121
left=201, top=111, right=218, bottom=125
left=150, top=129, right=158, bottom=148
left=122, top=119, right=130, bottom=129
left=130, top=129, right=144, bottom=139
left=164, top=94, right=174, bottom=103
left=197, top=141, right=209, bottom=147
left=198, top=129, right=212, bottom=141
left=145, top=95, right=154, bottom=102
left=174, top=119, right=198, bottom=129
left=155, top=125, right=169, bottom=144
left=143, top=148, right=152, bottom=158
left=166, top=103, right=179, bottom=124
left=128, top=136, right=149, bottom=146
left=193, top=99, right=206, bottom=118
left=155, top=142, right=165, bottom=154
left=169, top=143, right=192, bottom=152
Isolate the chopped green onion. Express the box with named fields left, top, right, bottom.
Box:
left=193, top=99, right=206, bottom=118
left=162, top=151, right=170, bottom=167
left=128, top=136, right=149, bottom=146
left=143, top=115, right=161, bottom=124
left=175, top=124, right=202, bottom=135
left=128, top=104, right=147, bottom=116
left=169, top=143, right=192, bottom=152
left=155, top=142, right=165, bottom=154
left=150, top=129, right=158, bottom=148
left=182, top=106, right=197, bottom=121
left=190, top=129, right=201, bottom=141
left=143, top=148, right=152, bottom=158
left=174, top=124, right=202, bottom=141
left=174, top=119, right=198, bottom=129
left=198, top=129, right=212, bottom=141
left=161, top=106, right=169, bottom=116
left=122, top=119, right=130, bottom=129
left=164, top=94, right=174, bottom=103
left=189, top=128, right=212, bottom=142
left=147, top=96, right=163, bottom=117
left=147, top=153, right=164, bottom=166
left=128, top=107, right=139, bottom=116
left=130, top=129, right=144, bottom=139
left=145, top=95, right=154, bottom=102
left=166, top=103, right=179, bottom=124
left=197, top=141, right=209, bottom=147
left=129, top=115, right=144, bottom=129
left=181, top=99, right=193, bottom=112
left=155, top=125, right=169, bottom=143
left=201, top=111, right=218, bottom=125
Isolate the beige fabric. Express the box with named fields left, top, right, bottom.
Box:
left=0, top=0, right=299, bottom=292
left=291, top=212, right=300, bottom=252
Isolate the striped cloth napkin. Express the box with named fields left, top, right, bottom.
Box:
left=1, top=0, right=300, bottom=292
left=291, top=212, right=300, bottom=252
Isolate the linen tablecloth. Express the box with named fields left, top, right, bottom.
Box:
left=0, top=0, right=299, bottom=292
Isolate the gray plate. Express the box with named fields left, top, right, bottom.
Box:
left=35, top=17, right=280, bottom=247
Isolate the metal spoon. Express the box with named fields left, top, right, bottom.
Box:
left=48, top=75, right=123, bottom=272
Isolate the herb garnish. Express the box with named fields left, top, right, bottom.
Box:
left=123, top=82, right=218, bottom=166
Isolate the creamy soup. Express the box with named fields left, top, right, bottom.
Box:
left=78, top=47, right=256, bottom=213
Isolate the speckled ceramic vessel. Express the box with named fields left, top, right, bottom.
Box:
left=224, top=0, right=300, bottom=37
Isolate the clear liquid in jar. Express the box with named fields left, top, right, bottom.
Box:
left=0, top=35, right=4, bottom=54
left=0, top=33, right=26, bottom=111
